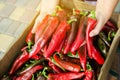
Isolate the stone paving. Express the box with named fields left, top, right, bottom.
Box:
left=0, top=0, right=41, bottom=61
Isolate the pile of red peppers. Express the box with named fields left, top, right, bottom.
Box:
left=1, top=6, right=117, bottom=80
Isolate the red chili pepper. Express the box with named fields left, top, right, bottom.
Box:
left=26, top=29, right=34, bottom=43
left=16, top=65, right=43, bottom=80
left=63, top=15, right=79, bottom=54
left=78, top=44, right=87, bottom=71
left=18, top=58, right=44, bottom=75
left=44, top=20, right=69, bottom=58
left=21, top=46, right=28, bottom=52
left=86, top=18, right=104, bottom=64
left=35, top=14, right=51, bottom=42
left=106, top=21, right=117, bottom=31
left=9, top=50, right=29, bottom=75
left=48, top=72, right=85, bottom=80
left=53, top=54, right=81, bottom=72
left=26, top=29, right=34, bottom=49
left=56, top=37, right=65, bottom=53
left=102, top=21, right=117, bottom=36
left=29, top=16, right=59, bottom=58
left=75, top=10, right=80, bottom=15
left=37, top=16, right=59, bottom=49
left=59, top=54, right=80, bottom=65
left=56, top=6, right=67, bottom=21
left=48, top=61, right=62, bottom=73
left=84, top=70, right=93, bottom=80
left=31, top=54, right=41, bottom=60
left=70, top=16, right=87, bottom=53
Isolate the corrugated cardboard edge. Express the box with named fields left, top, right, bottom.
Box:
left=0, top=12, right=39, bottom=77
left=98, top=13, right=120, bottom=80
left=98, top=28, right=120, bottom=80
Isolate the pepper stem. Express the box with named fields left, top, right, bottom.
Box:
left=56, top=5, right=62, bottom=11
left=108, top=31, right=116, bottom=41
left=67, top=18, right=77, bottom=24
left=80, top=11, right=89, bottom=16
left=41, top=67, right=48, bottom=78
left=27, top=41, right=33, bottom=50
left=88, top=10, right=96, bottom=19
left=86, top=62, right=92, bottom=70
left=73, top=8, right=76, bottom=15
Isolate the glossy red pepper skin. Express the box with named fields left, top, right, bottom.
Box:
left=70, top=16, right=87, bottom=53
left=53, top=54, right=81, bottom=72
left=48, top=72, right=85, bottom=80
left=35, top=15, right=51, bottom=42
left=18, top=58, right=44, bottom=75
left=26, top=29, right=34, bottom=50
left=64, top=15, right=80, bottom=54
left=9, top=50, right=29, bottom=75
left=29, top=16, right=59, bottom=58
left=78, top=44, right=87, bottom=71
left=44, top=20, right=69, bottom=58
left=56, top=9, right=67, bottom=21
left=16, top=65, right=43, bottom=80
left=26, top=29, right=34, bottom=43
left=38, top=16, right=59, bottom=49
left=86, top=18, right=104, bottom=64
left=84, top=70, right=93, bottom=80
left=48, top=61, right=62, bottom=73
left=102, top=20, right=117, bottom=32
left=56, top=37, right=65, bottom=53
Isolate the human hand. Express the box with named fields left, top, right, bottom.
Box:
left=32, top=0, right=59, bottom=33
left=89, top=0, right=118, bottom=37
left=89, top=13, right=107, bottom=37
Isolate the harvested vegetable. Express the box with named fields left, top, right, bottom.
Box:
left=2, top=6, right=117, bottom=80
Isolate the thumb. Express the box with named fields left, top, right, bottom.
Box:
left=32, top=14, right=46, bottom=33
left=89, top=19, right=105, bottom=37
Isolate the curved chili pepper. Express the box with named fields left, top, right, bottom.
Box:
left=53, top=54, right=81, bottom=72
left=78, top=44, right=87, bottom=71
left=38, top=16, right=59, bottom=49
left=26, top=29, right=34, bottom=49
left=84, top=70, right=93, bottom=80
left=70, top=16, right=87, bottom=53
left=64, top=15, right=80, bottom=54
left=35, top=15, right=51, bottom=43
left=17, top=58, right=45, bottom=75
left=86, top=18, right=104, bottom=64
left=56, top=37, right=66, bottom=53
left=56, top=6, right=67, bottom=21
left=9, top=50, right=29, bottom=75
left=21, top=46, right=28, bottom=52
left=102, top=20, right=117, bottom=32
left=98, top=31, right=110, bottom=47
left=29, top=16, right=59, bottom=58
left=96, top=36, right=108, bottom=58
left=48, top=72, right=85, bottom=80
left=59, top=54, right=80, bottom=65
left=16, top=65, right=43, bottom=80
left=48, top=61, right=62, bottom=73
left=44, top=20, right=69, bottom=58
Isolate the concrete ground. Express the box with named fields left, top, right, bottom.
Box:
left=0, top=0, right=41, bottom=60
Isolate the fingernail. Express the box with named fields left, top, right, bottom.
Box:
left=89, top=32, right=93, bottom=37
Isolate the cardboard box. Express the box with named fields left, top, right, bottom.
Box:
left=0, top=0, right=120, bottom=80
left=61, top=1, right=120, bottom=79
